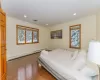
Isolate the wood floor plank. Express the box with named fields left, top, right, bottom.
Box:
left=7, top=53, right=56, bottom=80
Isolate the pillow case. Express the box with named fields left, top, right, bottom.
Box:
left=72, top=50, right=86, bottom=70
left=78, top=50, right=87, bottom=57
left=65, top=50, right=73, bottom=60
left=80, top=66, right=98, bottom=77
left=41, top=50, right=48, bottom=55
left=51, top=48, right=65, bottom=53
left=71, top=50, right=79, bottom=60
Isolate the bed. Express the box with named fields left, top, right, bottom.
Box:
left=38, top=49, right=98, bottom=80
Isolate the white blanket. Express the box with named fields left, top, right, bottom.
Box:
left=40, top=49, right=93, bottom=80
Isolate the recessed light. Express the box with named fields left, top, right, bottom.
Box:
left=46, top=24, right=48, bottom=25
left=73, top=13, right=76, bottom=15
left=24, top=15, right=27, bottom=18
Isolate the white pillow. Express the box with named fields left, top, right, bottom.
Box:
left=78, top=50, right=87, bottom=57
left=72, top=50, right=86, bottom=70
left=80, top=66, right=97, bottom=77
left=71, top=50, right=79, bottom=60
left=72, top=56, right=86, bottom=70
left=51, top=48, right=65, bottom=53
left=65, top=50, right=73, bottom=59
left=41, top=50, right=48, bottom=55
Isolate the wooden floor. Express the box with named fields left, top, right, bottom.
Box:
left=7, top=53, right=56, bottom=80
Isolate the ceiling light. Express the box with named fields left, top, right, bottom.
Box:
left=73, top=13, right=76, bottom=15
left=46, top=24, right=48, bottom=25
left=24, top=15, right=27, bottom=18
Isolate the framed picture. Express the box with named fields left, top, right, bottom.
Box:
left=51, top=30, right=62, bottom=39
left=69, top=24, right=81, bottom=49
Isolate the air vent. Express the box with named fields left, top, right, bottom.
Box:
left=33, top=20, right=38, bottom=22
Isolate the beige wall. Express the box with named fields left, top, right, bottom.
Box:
left=6, top=16, right=49, bottom=60
left=96, top=12, right=100, bottom=41
left=48, top=15, right=97, bottom=50
left=7, top=13, right=100, bottom=60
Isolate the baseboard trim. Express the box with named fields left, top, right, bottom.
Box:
left=7, top=49, right=44, bottom=61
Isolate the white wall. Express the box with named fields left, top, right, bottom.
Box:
left=48, top=15, right=97, bottom=50
left=6, top=16, right=49, bottom=60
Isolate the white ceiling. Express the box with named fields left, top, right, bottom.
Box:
left=2, top=0, right=100, bottom=26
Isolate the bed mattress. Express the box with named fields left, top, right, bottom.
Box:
left=38, top=57, right=76, bottom=80
left=38, top=49, right=93, bottom=80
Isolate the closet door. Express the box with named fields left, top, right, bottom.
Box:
left=0, top=8, right=6, bottom=80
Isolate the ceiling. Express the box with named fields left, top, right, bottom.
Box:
left=2, top=0, right=100, bottom=26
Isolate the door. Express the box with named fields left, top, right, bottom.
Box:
left=0, top=8, right=6, bottom=80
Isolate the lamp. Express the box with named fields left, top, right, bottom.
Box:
left=88, top=41, right=100, bottom=80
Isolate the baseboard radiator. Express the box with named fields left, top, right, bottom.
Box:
left=7, top=49, right=44, bottom=61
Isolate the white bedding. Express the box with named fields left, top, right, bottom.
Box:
left=40, top=49, right=94, bottom=80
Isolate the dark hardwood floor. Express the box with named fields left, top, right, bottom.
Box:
left=7, top=53, right=56, bottom=80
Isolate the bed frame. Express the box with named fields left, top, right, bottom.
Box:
left=38, top=57, right=76, bottom=80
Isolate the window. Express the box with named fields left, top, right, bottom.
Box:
left=26, top=30, right=32, bottom=43
left=33, top=30, right=39, bottom=43
left=18, top=28, right=25, bottom=44
left=69, top=24, right=81, bottom=49
left=16, top=25, right=39, bottom=45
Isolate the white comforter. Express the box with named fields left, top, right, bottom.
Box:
left=40, top=49, right=92, bottom=80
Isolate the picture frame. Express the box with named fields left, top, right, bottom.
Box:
left=51, top=30, right=62, bottom=39
left=69, top=24, right=81, bottom=49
